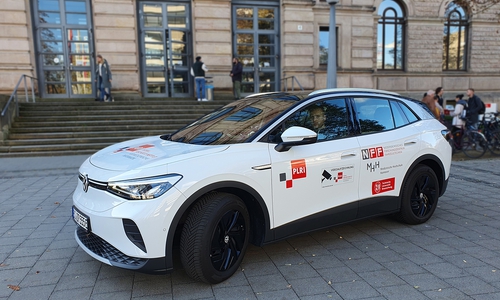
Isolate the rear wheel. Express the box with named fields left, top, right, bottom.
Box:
left=396, top=165, right=439, bottom=225
left=488, top=129, right=500, bottom=156
left=180, top=192, right=250, bottom=284
left=462, top=131, right=487, bottom=158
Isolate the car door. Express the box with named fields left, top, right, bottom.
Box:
left=353, top=97, right=422, bottom=216
left=267, top=98, right=361, bottom=235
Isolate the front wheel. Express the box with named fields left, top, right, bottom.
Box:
left=396, top=165, right=439, bottom=225
left=462, top=131, right=487, bottom=158
left=180, top=192, right=250, bottom=284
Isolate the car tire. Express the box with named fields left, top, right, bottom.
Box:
left=396, top=165, right=439, bottom=225
left=180, top=192, right=250, bottom=284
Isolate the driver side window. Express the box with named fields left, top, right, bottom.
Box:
left=268, top=98, right=349, bottom=143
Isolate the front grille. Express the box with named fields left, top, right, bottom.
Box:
left=79, top=173, right=107, bottom=191
left=77, top=227, right=147, bottom=267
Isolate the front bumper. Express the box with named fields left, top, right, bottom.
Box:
left=75, top=227, right=168, bottom=274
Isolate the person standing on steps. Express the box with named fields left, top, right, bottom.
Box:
left=191, top=56, right=208, bottom=101
left=230, top=57, right=243, bottom=100
left=95, top=54, right=113, bottom=102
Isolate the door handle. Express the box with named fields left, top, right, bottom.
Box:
left=341, top=151, right=357, bottom=158
left=404, top=139, right=417, bottom=146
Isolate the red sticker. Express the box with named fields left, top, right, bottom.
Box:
left=291, top=159, right=307, bottom=179
left=286, top=180, right=293, bottom=189
left=372, top=177, right=395, bottom=195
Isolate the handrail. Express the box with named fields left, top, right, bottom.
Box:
left=1, top=75, right=38, bottom=118
left=281, top=76, right=304, bottom=92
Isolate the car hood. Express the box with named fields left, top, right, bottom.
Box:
left=89, top=136, right=228, bottom=171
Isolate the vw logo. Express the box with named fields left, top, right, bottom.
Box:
left=82, top=174, right=89, bottom=193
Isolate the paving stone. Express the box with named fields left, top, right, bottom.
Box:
left=255, top=288, right=301, bottom=300
left=212, top=284, right=256, bottom=300
left=400, top=272, right=451, bottom=291
left=422, top=287, right=474, bottom=300
left=331, top=279, right=379, bottom=299
left=246, top=273, right=289, bottom=293
left=6, top=284, right=55, bottom=300
left=288, top=277, right=333, bottom=297
left=171, top=282, right=214, bottom=300
left=343, top=257, right=384, bottom=273
left=445, top=275, right=497, bottom=296
left=241, top=261, right=280, bottom=278
left=381, top=259, right=426, bottom=276
left=93, top=275, right=134, bottom=294
left=49, top=287, right=93, bottom=300
left=54, top=272, right=98, bottom=291
left=357, top=269, right=406, bottom=287
left=422, top=262, right=469, bottom=279
left=376, top=285, right=429, bottom=300
left=131, top=275, right=172, bottom=298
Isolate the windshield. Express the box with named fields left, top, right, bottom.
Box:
left=169, top=95, right=306, bottom=145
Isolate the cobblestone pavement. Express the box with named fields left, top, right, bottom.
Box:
left=1, top=156, right=500, bottom=300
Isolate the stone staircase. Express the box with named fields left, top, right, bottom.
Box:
left=0, top=96, right=234, bottom=157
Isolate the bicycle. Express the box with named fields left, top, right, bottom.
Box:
left=479, top=112, right=500, bottom=156
left=449, top=123, right=488, bottom=159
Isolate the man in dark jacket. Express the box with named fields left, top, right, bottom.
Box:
left=230, top=57, right=243, bottom=100
left=95, top=54, right=112, bottom=102
left=466, top=88, right=482, bottom=129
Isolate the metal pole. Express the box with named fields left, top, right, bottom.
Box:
left=24, top=75, right=28, bottom=103
left=326, top=0, right=339, bottom=89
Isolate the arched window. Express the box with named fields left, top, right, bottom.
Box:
left=443, top=2, right=468, bottom=71
left=377, top=0, right=405, bottom=70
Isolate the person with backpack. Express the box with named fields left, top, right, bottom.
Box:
left=191, top=56, right=209, bottom=101
left=466, top=88, right=484, bottom=130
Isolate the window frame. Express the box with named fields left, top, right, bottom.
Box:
left=377, top=0, right=406, bottom=71
left=442, top=2, right=468, bottom=71
left=318, top=26, right=339, bottom=67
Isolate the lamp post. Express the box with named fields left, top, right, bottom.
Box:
left=326, top=0, right=339, bottom=88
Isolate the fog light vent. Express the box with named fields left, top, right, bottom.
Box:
left=123, top=219, right=147, bottom=253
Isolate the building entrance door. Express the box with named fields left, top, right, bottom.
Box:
left=33, top=0, right=94, bottom=98
left=232, top=5, right=280, bottom=96
left=139, top=2, right=191, bottom=97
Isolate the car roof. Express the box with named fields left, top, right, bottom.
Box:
left=309, top=88, right=400, bottom=97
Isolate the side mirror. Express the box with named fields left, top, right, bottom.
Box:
left=274, top=126, right=317, bottom=152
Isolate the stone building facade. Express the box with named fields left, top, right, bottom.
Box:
left=0, top=0, right=499, bottom=102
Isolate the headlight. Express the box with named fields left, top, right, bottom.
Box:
left=107, top=174, right=182, bottom=200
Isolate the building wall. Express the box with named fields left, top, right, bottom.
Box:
left=0, top=0, right=33, bottom=91
left=0, top=0, right=499, bottom=103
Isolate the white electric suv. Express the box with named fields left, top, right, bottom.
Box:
left=72, top=88, right=451, bottom=283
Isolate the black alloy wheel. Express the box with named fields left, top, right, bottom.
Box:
left=180, top=192, right=250, bottom=284
left=396, top=165, right=439, bottom=225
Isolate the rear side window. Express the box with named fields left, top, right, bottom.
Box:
left=354, top=98, right=395, bottom=133
left=354, top=97, right=418, bottom=134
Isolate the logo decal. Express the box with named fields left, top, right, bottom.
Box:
left=362, top=147, right=384, bottom=160
left=280, top=159, right=307, bottom=189
left=82, top=174, right=89, bottom=193
left=113, top=144, right=155, bottom=154
left=321, top=165, right=354, bottom=188
left=372, top=177, right=395, bottom=195
left=366, top=161, right=380, bottom=172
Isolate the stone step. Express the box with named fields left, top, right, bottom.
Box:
left=2, top=135, right=150, bottom=146
left=11, top=119, right=195, bottom=128
left=7, top=130, right=169, bottom=140
left=0, top=142, right=111, bottom=153
left=18, top=102, right=229, bottom=111
left=9, top=124, right=179, bottom=133
left=14, top=113, right=204, bottom=122
left=18, top=108, right=213, bottom=117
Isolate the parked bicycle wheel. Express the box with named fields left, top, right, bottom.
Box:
left=488, top=129, right=500, bottom=156
left=462, top=131, right=488, bottom=158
